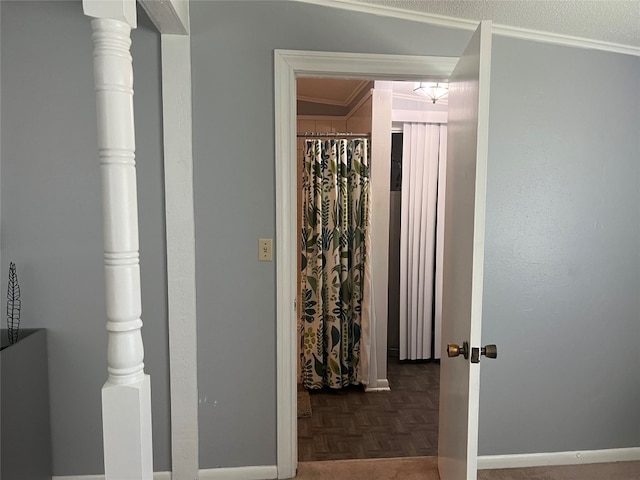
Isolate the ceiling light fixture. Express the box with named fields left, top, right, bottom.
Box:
left=414, top=81, right=449, bottom=104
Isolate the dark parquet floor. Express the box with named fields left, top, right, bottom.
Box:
left=298, top=357, right=440, bottom=462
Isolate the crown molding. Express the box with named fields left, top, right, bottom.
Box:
left=344, top=79, right=372, bottom=106
left=297, top=114, right=348, bottom=120
left=297, top=95, right=347, bottom=106
left=492, top=23, right=640, bottom=57
left=293, top=0, right=640, bottom=57
left=298, top=79, right=370, bottom=107
left=345, top=88, right=372, bottom=121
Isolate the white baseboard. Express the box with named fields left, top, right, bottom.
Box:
left=365, top=378, right=390, bottom=392
left=199, top=465, right=278, bottom=479
left=52, top=473, right=171, bottom=480
left=52, top=466, right=278, bottom=480
left=54, top=450, right=640, bottom=479
left=478, top=447, right=640, bottom=470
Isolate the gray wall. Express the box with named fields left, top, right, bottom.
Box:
left=2, top=0, right=638, bottom=474
left=191, top=0, right=640, bottom=469
left=479, top=37, right=640, bottom=454
left=190, top=1, right=471, bottom=469
left=0, top=1, right=170, bottom=475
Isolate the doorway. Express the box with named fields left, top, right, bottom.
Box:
left=275, top=29, right=492, bottom=478
left=295, top=79, right=447, bottom=462
left=273, top=51, right=458, bottom=477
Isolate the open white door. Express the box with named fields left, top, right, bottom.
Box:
left=438, top=21, right=492, bottom=480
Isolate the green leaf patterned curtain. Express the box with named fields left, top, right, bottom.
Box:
left=300, top=138, right=371, bottom=390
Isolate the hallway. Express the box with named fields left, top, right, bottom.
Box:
left=298, top=359, right=439, bottom=461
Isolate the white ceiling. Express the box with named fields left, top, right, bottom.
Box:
left=352, top=0, right=640, bottom=48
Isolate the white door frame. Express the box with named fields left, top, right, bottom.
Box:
left=274, top=49, right=458, bottom=479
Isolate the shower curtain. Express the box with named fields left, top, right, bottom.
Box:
left=300, top=138, right=371, bottom=389
left=399, top=123, right=446, bottom=360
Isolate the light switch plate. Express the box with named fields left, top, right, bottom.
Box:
left=259, top=238, right=273, bottom=261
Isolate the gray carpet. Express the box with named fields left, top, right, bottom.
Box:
left=478, top=460, right=640, bottom=480
left=294, top=458, right=640, bottom=480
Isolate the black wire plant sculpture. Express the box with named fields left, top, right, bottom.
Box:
left=7, top=262, right=21, bottom=345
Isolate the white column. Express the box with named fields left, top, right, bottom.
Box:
left=83, top=2, right=153, bottom=478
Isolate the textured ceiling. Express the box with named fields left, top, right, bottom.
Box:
left=353, top=0, right=640, bottom=47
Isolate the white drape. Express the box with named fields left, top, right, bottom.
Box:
left=399, top=123, right=446, bottom=360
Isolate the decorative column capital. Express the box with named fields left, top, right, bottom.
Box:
left=83, top=0, right=137, bottom=28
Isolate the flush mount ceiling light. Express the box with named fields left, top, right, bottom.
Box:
left=414, top=81, right=449, bottom=104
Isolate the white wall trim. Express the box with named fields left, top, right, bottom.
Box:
left=365, top=378, right=390, bottom=392
left=161, top=32, right=199, bottom=480
left=295, top=0, right=477, bottom=31
left=369, top=88, right=392, bottom=388
left=50, top=451, right=640, bottom=480
left=274, top=49, right=299, bottom=480
left=299, top=79, right=369, bottom=107
left=53, top=473, right=171, bottom=480
left=293, top=0, right=640, bottom=57
left=199, top=465, right=278, bottom=480
left=276, top=50, right=457, bottom=81
left=478, top=447, right=640, bottom=470
left=275, top=49, right=457, bottom=479
left=139, top=0, right=189, bottom=35
left=298, top=95, right=346, bottom=107
left=344, top=89, right=373, bottom=122
left=53, top=466, right=279, bottom=480
left=492, top=23, right=640, bottom=57
left=298, top=87, right=374, bottom=125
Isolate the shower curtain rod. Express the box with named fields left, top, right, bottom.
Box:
left=297, top=132, right=371, bottom=138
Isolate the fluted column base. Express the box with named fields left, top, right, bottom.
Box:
left=102, top=375, right=153, bottom=479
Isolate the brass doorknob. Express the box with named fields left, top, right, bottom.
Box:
left=447, top=341, right=469, bottom=360
left=481, top=344, right=497, bottom=359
